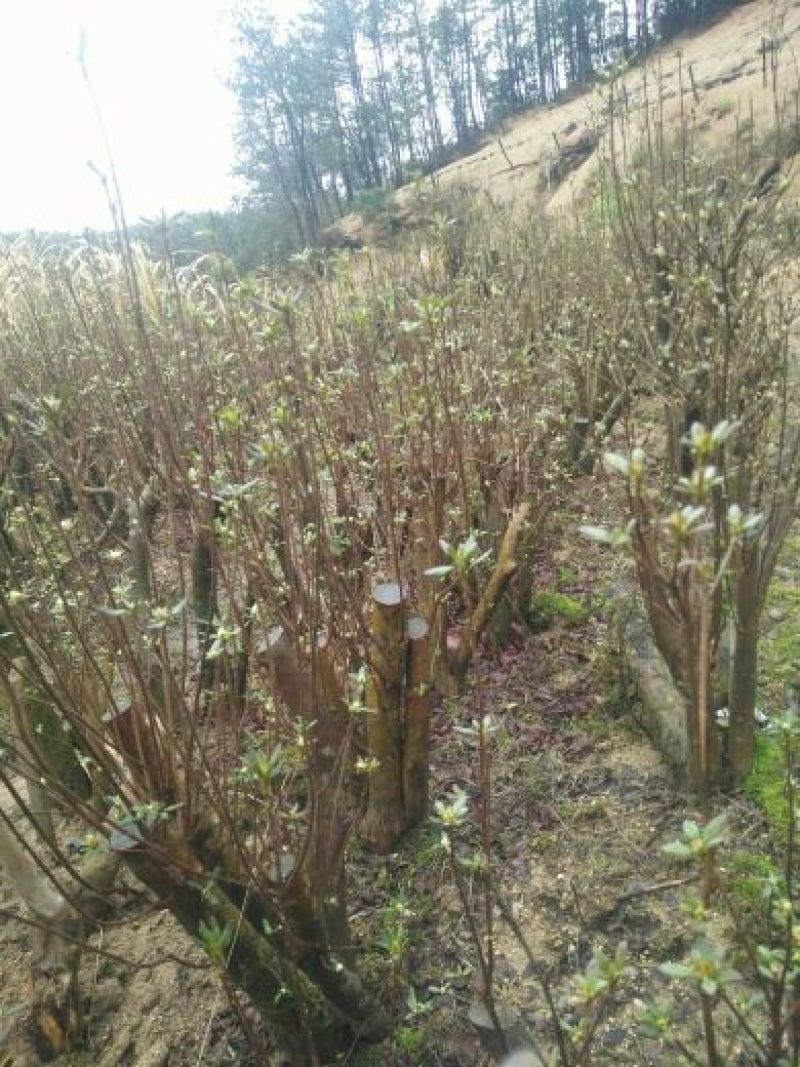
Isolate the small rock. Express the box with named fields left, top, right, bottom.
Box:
left=601, top=1026, right=628, bottom=1048
left=501, top=1051, right=546, bottom=1066
left=469, top=998, right=532, bottom=1060
left=769, top=607, right=786, bottom=622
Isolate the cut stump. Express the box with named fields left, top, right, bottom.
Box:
left=614, top=578, right=689, bottom=780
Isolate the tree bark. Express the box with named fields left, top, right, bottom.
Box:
left=115, top=822, right=389, bottom=1064
left=632, top=531, right=690, bottom=694
left=255, top=629, right=352, bottom=954
left=615, top=578, right=690, bottom=778
left=9, top=659, right=91, bottom=830
left=728, top=560, right=760, bottom=781
left=307, top=635, right=352, bottom=956
left=451, top=504, right=530, bottom=685
left=403, top=616, right=432, bottom=830
left=116, top=832, right=348, bottom=1063
left=363, top=583, right=407, bottom=854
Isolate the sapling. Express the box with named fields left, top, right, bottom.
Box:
left=647, top=712, right=800, bottom=1065
left=603, top=76, right=799, bottom=779
left=434, top=706, right=632, bottom=1066
left=582, top=421, right=762, bottom=794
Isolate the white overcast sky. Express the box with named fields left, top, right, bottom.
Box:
left=0, top=1, right=288, bottom=232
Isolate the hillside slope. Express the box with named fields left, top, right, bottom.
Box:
left=336, top=0, right=800, bottom=242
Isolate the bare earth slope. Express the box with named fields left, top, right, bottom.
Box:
left=336, top=0, right=800, bottom=243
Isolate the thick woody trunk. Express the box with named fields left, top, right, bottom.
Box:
left=683, top=595, right=720, bottom=796
left=633, top=543, right=690, bottom=695
left=363, top=583, right=407, bottom=854
left=8, top=660, right=91, bottom=844
left=451, top=504, right=530, bottom=685
left=403, top=616, right=432, bottom=830
left=104, top=634, right=381, bottom=1058
left=617, top=577, right=723, bottom=791
left=101, top=698, right=170, bottom=798
left=255, top=629, right=352, bottom=954
left=115, top=822, right=388, bottom=1064
left=116, top=834, right=349, bottom=1063
left=616, top=578, right=690, bottom=777
left=308, top=635, right=352, bottom=955
left=728, top=562, right=760, bottom=781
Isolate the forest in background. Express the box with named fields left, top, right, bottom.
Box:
left=1, top=0, right=751, bottom=268
left=219, top=0, right=753, bottom=249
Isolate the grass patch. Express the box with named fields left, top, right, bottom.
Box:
left=723, top=849, right=783, bottom=948
left=529, top=590, right=588, bottom=631
left=556, top=564, right=579, bottom=588
left=744, top=533, right=800, bottom=835
left=758, top=582, right=800, bottom=710
left=745, top=733, right=789, bottom=835
left=724, top=849, right=781, bottom=904
left=712, top=96, right=735, bottom=119
left=395, top=1025, right=426, bottom=1057
left=580, top=708, right=617, bottom=740
left=403, top=826, right=445, bottom=871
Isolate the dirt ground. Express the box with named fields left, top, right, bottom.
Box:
left=0, top=800, right=248, bottom=1067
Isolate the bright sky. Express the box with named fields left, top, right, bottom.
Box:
left=0, top=1, right=266, bottom=232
